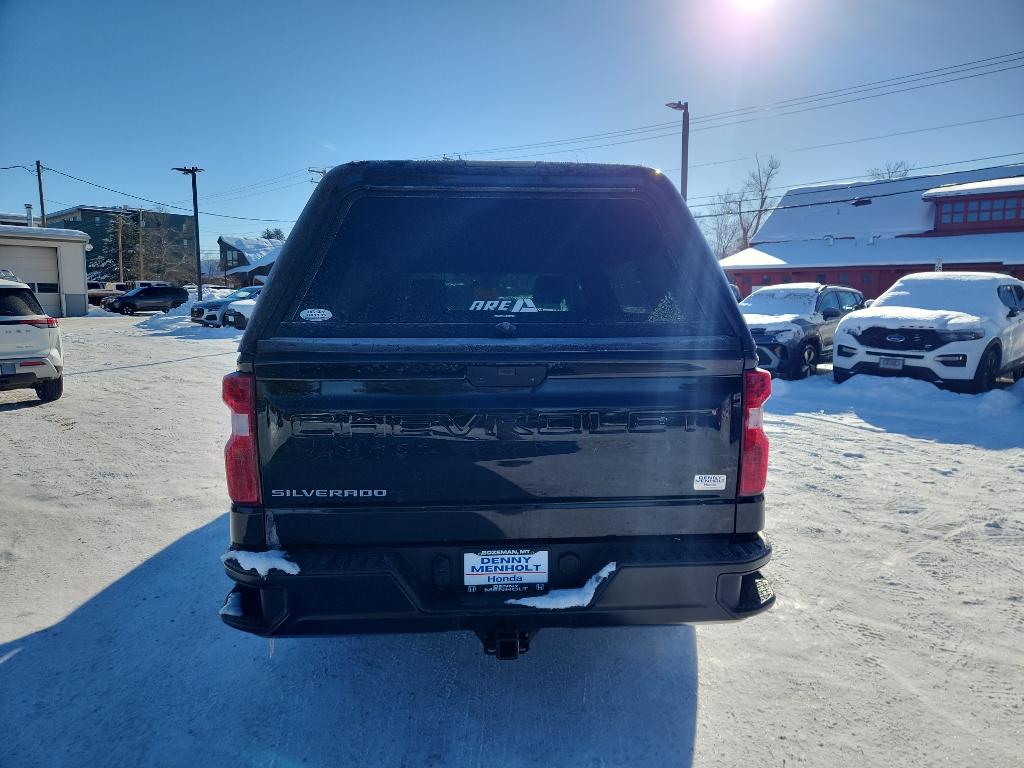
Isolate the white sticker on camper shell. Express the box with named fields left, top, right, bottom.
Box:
left=694, top=474, right=727, bottom=491
left=299, top=308, right=333, bottom=322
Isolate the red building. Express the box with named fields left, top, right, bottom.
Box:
left=720, top=166, right=1024, bottom=298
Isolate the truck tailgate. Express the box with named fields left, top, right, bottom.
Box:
left=255, top=342, right=743, bottom=546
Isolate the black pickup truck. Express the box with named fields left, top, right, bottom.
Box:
left=219, top=161, right=774, bottom=659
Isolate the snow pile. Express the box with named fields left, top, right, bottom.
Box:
left=771, top=374, right=1024, bottom=443
left=134, top=294, right=242, bottom=339
left=506, top=562, right=616, bottom=610
left=220, top=549, right=301, bottom=577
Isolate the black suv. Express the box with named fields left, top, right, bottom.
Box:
left=218, top=161, right=775, bottom=659
left=738, top=283, right=865, bottom=378
left=102, top=285, right=188, bottom=315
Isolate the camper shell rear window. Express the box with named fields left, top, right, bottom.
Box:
left=280, top=194, right=726, bottom=338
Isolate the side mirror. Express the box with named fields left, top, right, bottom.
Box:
left=864, top=299, right=875, bottom=308
left=822, top=307, right=841, bottom=320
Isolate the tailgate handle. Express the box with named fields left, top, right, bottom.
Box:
left=466, top=365, right=547, bottom=387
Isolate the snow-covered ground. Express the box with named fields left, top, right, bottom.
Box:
left=1, top=315, right=1021, bottom=767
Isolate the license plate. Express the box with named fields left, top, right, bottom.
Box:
left=879, top=357, right=904, bottom=371
left=464, top=548, right=548, bottom=593
left=0, top=362, right=14, bottom=375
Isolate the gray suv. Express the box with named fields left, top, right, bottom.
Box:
left=739, top=283, right=865, bottom=379
left=102, top=285, right=189, bottom=315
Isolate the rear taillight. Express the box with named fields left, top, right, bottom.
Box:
left=19, top=317, right=59, bottom=328
left=738, top=368, right=771, bottom=497
left=223, top=372, right=261, bottom=504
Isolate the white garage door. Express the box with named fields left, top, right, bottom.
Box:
left=0, top=244, right=61, bottom=316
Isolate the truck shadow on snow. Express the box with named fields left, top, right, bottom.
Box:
left=0, top=518, right=698, bottom=768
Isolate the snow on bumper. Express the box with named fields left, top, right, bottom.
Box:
left=219, top=536, right=774, bottom=637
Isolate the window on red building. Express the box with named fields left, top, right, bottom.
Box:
left=936, top=194, right=1022, bottom=232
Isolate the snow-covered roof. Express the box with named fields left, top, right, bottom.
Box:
left=226, top=244, right=282, bottom=274
left=751, top=164, right=1024, bottom=244
left=217, top=236, right=283, bottom=265
left=0, top=224, right=90, bottom=242
left=720, top=230, right=1024, bottom=271
left=921, top=177, right=1024, bottom=199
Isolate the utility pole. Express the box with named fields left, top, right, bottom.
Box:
left=173, top=166, right=204, bottom=300
left=137, top=208, right=144, bottom=280
left=35, top=161, right=47, bottom=226
left=665, top=101, right=690, bottom=200
left=116, top=213, right=125, bottom=283
left=308, top=167, right=328, bottom=183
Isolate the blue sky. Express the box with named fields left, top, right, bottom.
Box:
left=2, top=0, right=1022, bottom=256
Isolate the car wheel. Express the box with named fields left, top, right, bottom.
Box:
left=120, top=304, right=136, bottom=315
left=35, top=375, right=63, bottom=402
left=163, top=308, right=171, bottom=313
left=969, top=346, right=1000, bottom=393
left=789, top=342, right=817, bottom=380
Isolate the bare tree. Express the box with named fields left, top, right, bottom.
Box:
left=867, top=160, right=913, bottom=180
left=704, top=191, right=742, bottom=260
left=741, top=154, right=782, bottom=248
left=701, top=155, right=782, bottom=257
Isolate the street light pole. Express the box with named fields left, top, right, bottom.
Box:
left=665, top=101, right=689, bottom=200
left=173, top=166, right=204, bottom=300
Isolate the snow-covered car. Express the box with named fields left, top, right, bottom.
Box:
left=833, top=272, right=1024, bottom=392
left=0, top=278, right=64, bottom=402
left=739, top=283, right=864, bottom=379
left=190, top=286, right=261, bottom=327
left=222, top=297, right=257, bottom=329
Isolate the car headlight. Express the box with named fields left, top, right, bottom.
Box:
left=770, top=329, right=796, bottom=343
left=937, top=328, right=985, bottom=342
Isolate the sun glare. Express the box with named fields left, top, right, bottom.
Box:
left=732, top=0, right=775, bottom=12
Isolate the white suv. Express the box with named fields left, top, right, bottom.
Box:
left=0, top=279, right=64, bottom=402
left=833, top=272, right=1024, bottom=393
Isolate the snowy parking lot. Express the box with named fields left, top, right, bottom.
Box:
left=1, top=312, right=1022, bottom=767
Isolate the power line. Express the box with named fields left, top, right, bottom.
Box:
left=687, top=51, right=1024, bottom=123
left=664, top=111, right=1024, bottom=182
left=41, top=165, right=297, bottom=223
left=187, top=168, right=310, bottom=203
left=418, top=51, right=1024, bottom=160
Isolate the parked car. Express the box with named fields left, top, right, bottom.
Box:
left=218, top=160, right=775, bottom=659
left=86, top=281, right=128, bottom=306
left=739, top=283, right=865, bottom=379
left=123, top=280, right=173, bottom=291
left=191, top=286, right=262, bottom=327
left=102, top=285, right=189, bottom=315
left=0, top=268, right=20, bottom=281
left=222, top=297, right=257, bottom=329
left=833, top=271, right=1024, bottom=392
left=0, top=278, right=64, bottom=402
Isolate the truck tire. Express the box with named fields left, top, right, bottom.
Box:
left=120, top=304, right=136, bottom=315
left=35, top=376, right=64, bottom=402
